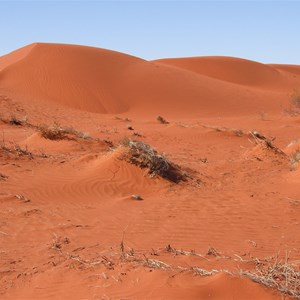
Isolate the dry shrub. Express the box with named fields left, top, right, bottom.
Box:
left=38, top=123, right=90, bottom=140
left=120, top=140, right=185, bottom=183
left=38, top=123, right=65, bottom=140
left=0, top=114, right=27, bottom=126
left=291, top=89, right=300, bottom=109
left=0, top=141, right=33, bottom=159
left=157, top=115, right=169, bottom=124
left=291, top=149, right=300, bottom=163
left=0, top=173, right=8, bottom=181
left=290, top=148, right=300, bottom=170
left=241, top=255, right=300, bottom=299
left=249, top=131, right=285, bottom=155
left=284, top=89, right=300, bottom=116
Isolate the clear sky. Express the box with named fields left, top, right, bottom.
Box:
left=0, top=0, right=300, bottom=64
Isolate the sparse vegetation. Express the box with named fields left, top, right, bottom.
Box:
left=200, top=124, right=246, bottom=137
left=115, top=116, right=131, bottom=122
left=15, top=194, right=31, bottom=203
left=38, top=123, right=91, bottom=140
left=157, top=115, right=169, bottom=124
left=249, top=131, right=285, bottom=155
left=131, top=194, right=143, bottom=200
left=0, top=141, right=33, bottom=159
left=0, top=173, right=8, bottom=181
left=9, top=115, right=27, bottom=126
left=284, top=89, right=300, bottom=116
left=241, top=253, right=300, bottom=299
left=127, top=125, right=134, bottom=131
left=291, top=89, right=300, bottom=109
left=291, top=149, right=300, bottom=163
left=49, top=234, right=300, bottom=299
left=0, top=114, right=28, bottom=126
left=207, top=246, right=220, bottom=257
left=120, top=139, right=186, bottom=183
left=290, top=148, right=300, bottom=170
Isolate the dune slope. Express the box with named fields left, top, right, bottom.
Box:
left=1, top=43, right=299, bottom=117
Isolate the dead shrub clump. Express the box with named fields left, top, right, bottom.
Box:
left=9, top=115, right=27, bottom=126
left=0, top=173, right=8, bottom=181
left=241, top=255, right=300, bottom=299
left=0, top=141, right=33, bottom=159
left=120, top=140, right=185, bottom=183
left=284, top=89, right=300, bottom=116
left=0, top=114, right=27, bottom=126
left=38, top=123, right=65, bottom=140
left=157, top=115, right=169, bottom=124
left=38, top=123, right=91, bottom=140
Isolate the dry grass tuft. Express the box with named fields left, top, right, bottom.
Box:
left=291, top=90, right=300, bottom=110
left=157, top=115, right=169, bottom=124
left=192, top=266, right=219, bottom=276
left=38, top=123, right=91, bottom=140
left=120, top=139, right=186, bottom=183
left=200, top=124, right=246, bottom=137
left=143, top=258, right=171, bottom=269
left=0, top=173, right=8, bottom=181
left=1, top=114, right=28, bottom=126
left=49, top=236, right=300, bottom=299
left=240, top=253, right=300, bottom=299
left=249, top=131, right=285, bottom=155
left=284, top=89, right=300, bottom=116
left=290, top=148, right=300, bottom=169
left=207, top=246, right=221, bottom=257
left=0, top=141, right=33, bottom=159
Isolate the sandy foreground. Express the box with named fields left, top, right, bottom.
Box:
left=0, top=43, right=300, bottom=299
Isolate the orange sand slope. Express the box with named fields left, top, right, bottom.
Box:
left=1, top=43, right=300, bottom=300
left=1, top=43, right=300, bottom=117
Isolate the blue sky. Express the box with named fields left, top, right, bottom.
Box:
left=0, top=0, right=300, bottom=64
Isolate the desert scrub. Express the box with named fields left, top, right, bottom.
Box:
left=120, top=139, right=185, bottom=183
left=290, top=148, right=300, bottom=170
left=0, top=141, right=33, bottom=159
left=291, top=89, right=300, bottom=109
left=157, top=115, right=169, bottom=124
left=285, top=89, right=300, bottom=116
left=0, top=114, right=27, bottom=126
left=38, top=123, right=90, bottom=140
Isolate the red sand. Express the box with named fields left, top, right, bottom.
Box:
left=1, top=43, right=300, bottom=299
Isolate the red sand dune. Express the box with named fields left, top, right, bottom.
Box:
left=1, top=43, right=300, bottom=117
left=1, top=43, right=300, bottom=300
left=154, top=56, right=286, bottom=87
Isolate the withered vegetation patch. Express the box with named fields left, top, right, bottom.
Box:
left=50, top=236, right=300, bottom=299
left=0, top=173, right=8, bottom=181
left=0, top=141, right=33, bottom=159
left=240, top=253, right=300, bottom=299
left=38, top=123, right=91, bottom=141
left=119, top=139, right=186, bottom=183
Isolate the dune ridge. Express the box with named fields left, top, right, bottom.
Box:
left=0, top=43, right=299, bottom=117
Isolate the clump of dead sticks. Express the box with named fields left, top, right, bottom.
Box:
left=38, top=122, right=91, bottom=141
left=249, top=131, right=285, bottom=155
left=240, top=252, right=300, bottom=299
left=0, top=140, right=33, bottom=159
left=120, top=139, right=186, bottom=183
left=50, top=235, right=300, bottom=299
